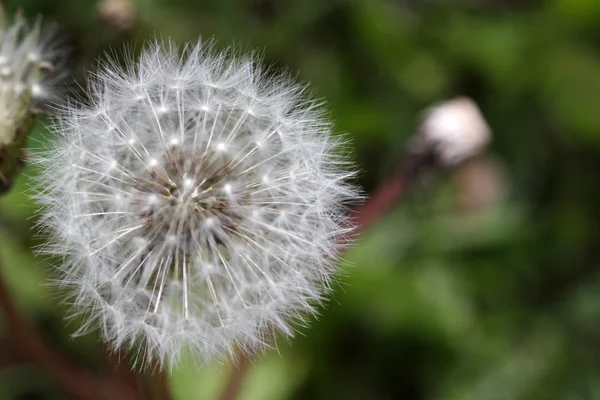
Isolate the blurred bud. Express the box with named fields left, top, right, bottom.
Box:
left=454, top=157, right=507, bottom=213
left=415, top=97, right=491, bottom=166
left=0, top=118, right=33, bottom=194
left=0, top=11, right=66, bottom=195
left=97, top=0, right=136, bottom=32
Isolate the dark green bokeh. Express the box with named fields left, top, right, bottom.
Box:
left=1, top=0, right=600, bottom=398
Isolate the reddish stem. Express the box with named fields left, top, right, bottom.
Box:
left=218, top=354, right=251, bottom=400
left=0, top=260, right=136, bottom=400
left=103, top=348, right=143, bottom=400
left=350, top=171, right=406, bottom=234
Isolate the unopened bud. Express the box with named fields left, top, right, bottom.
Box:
left=454, top=157, right=506, bottom=212
left=97, top=0, right=137, bottom=32
left=0, top=13, right=65, bottom=195
left=417, top=97, right=491, bottom=166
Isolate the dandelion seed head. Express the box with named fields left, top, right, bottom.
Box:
left=0, top=12, right=66, bottom=145
left=34, top=39, right=358, bottom=370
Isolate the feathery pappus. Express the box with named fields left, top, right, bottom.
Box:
left=34, top=39, right=358, bottom=370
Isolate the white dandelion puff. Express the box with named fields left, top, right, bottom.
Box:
left=33, top=39, right=358, bottom=370
left=417, top=97, right=491, bottom=166
left=0, top=10, right=66, bottom=146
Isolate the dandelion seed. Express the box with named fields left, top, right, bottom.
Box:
left=34, top=39, right=358, bottom=370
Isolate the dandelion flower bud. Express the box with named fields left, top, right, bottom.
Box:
left=0, top=11, right=64, bottom=146
left=417, top=96, right=491, bottom=166
left=97, top=0, right=137, bottom=32
left=34, top=39, right=357, bottom=369
left=0, top=10, right=66, bottom=193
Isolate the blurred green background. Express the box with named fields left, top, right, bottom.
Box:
left=2, top=0, right=600, bottom=399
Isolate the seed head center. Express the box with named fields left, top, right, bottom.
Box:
left=133, top=148, right=239, bottom=247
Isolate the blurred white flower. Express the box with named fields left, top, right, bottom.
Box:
left=34, top=39, right=357, bottom=369
left=417, top=96, right=491, bottom=166
left=0, top=11, right=65, bottom=146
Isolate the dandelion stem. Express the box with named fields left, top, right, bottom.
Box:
left=218, top=354, right=251, bottom=400
left=132, top=355, right=172, bottom=400
left=350, top=150, right=430, bottom=234
left=0, top=250, right=136, bottom=400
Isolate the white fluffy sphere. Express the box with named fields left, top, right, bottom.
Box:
left=34, top=39, right=357, bottom=369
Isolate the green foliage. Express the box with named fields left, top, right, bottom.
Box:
left=1, top=0, right=600, bottom=398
